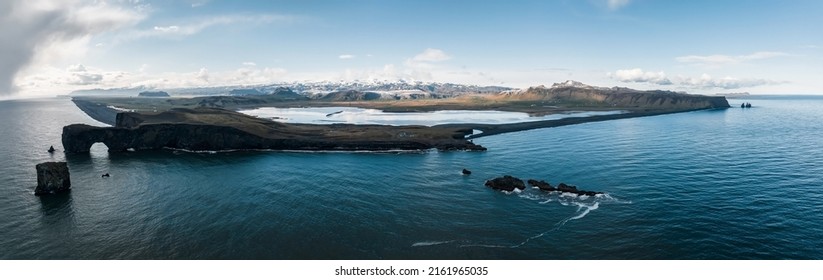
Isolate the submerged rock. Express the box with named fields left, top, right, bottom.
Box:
left=35, top=162, right=71, bottom=195
left=485, top=175, right=525, bottom=192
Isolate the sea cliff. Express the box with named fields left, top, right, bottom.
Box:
left=62, top=108, right=485, bottom=153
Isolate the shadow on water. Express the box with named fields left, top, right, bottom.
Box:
left=38, top=191, right=75, bottom=222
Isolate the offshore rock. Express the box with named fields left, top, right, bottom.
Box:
left=462, top=169, right=472, bottom=175
left=557, top=182, right=602, bottom=196
left=485, top=175, right=526, bottom=192
left=35, top=162, right=71, bottom=195
left=527, top=179, right=555, bottom=191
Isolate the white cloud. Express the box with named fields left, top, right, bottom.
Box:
left=607, top=0, right=631, bottom=10
left=676, top=51, right=789, bottom=66
left=67, top=64, right=88, bottom=72
left=0, top=0, right=145, bottom=95
left=126, top=14, right=296, bottom=40
left=338, top=54, right=355, bottom=59
left=242, top=62, right=257, bottom=66
left=609, top=68, right=672, bottom=85
left=196, top=67, right=209, bottom=82
left=190, top=0, right=209, bottom=8
left=69, top=72, right=103, bottom=85
left=411, top=48, right=451, bottom=62
left=679, top=74, right=781, bottom=90
left=153, top=25, right=180, bottom=33
left=608, top=68, right=783, bottom=90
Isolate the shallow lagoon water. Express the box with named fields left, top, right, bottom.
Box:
left=2, top=96, right=823, bottom=259
left=239, top=106, right=625, bottom=126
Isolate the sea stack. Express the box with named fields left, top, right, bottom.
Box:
left=35, top=162, right=71, bottom=195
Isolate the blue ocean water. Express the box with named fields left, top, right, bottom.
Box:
left=1, top=96, right=822, bottom=259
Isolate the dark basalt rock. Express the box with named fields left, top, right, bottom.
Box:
left=35, top=162, right=71, bottom=195
left=485, top=175, right=525, bottom=192
left=527, top=179, right=555, bottom=191
left=47, top=145, right=55, bottom=153
left=557, top=182, right=602, bottom=196
left=462, top=169, right=472, bottom=175
left=62, top=108, right=486, bottom=153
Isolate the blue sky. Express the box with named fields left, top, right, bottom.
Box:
left=3, top=0, right=822, bottom=96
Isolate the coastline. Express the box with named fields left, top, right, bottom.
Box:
left=67, top=93, right=728, bottom=153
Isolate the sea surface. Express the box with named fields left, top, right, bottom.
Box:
left=1, top=96, right=822, bottom=259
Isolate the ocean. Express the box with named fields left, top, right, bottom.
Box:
left=1, top=96, right=822, bottom=259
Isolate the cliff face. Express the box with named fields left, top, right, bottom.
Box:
left=62, top=108, right=485, bottom=154
left=503, top=83, right=730, bottom=109
left=35, top=162, right=71, bottom=195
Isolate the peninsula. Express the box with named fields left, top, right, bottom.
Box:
left=64, top=81, right=730, bottom=153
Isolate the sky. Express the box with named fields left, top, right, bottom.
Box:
left=1, top=0, right=822, bottom=98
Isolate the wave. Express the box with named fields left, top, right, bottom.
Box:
left=411, top=240, right=457, bottom=247
left=420, top=189, right=621, bottom=249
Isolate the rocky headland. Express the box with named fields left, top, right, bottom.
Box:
left=62, top=108, right=485, bottom=153
left=66, top=81, right=730, bottom=153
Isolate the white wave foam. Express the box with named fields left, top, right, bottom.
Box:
left=570, top=202, right=599, bottom=220
left=412, top=240, right=456, bottom=247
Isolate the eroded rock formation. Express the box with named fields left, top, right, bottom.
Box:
left=35, top=162, right=71, bottom=195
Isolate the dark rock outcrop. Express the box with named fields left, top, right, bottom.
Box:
left=462, top=169, right=472, bottom=175
left=527, top=179, right=555, bottom=191
left=557, top=182, right=602, bottom=196
left=526, top=179, right=603, bottom=196
left=62, top=108, right=486, bottom=153
left=35, top=162, right=71, bottom=195
left=485, top=175, right=525, bottom=192
left=48, top=145, right=55, bottom=153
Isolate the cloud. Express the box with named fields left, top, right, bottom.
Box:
left=679, top=74, right=782, bottom=90
left=608, top=68, right=783, bottom=90
left=338, top=54, right=355, bottom=59
left=242, top=62, right=257, bottom=66
left=196, top=67, right=209, bottom=82
left=608, top=68, right=672, bottom=85
left=607, top=0, right=631, bottom=10
left=126, top=14, right=296, bottom=40
left=411, top=48, right=451, bottom=62
left=69, top=72, right=103, bottom=85
left=190, top=0, right=209, bottom=8
left=153, top=25, right=180, bottom=33
left=0, top=0, right=144, bottom=95
left=67, top=64, right=88, bottom=72
left=676, top=51, right=789, bottom=66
